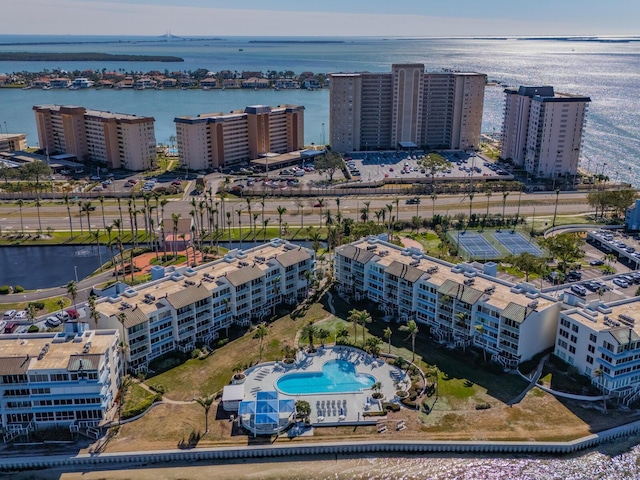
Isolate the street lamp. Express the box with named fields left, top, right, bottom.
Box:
left=74, top=265, right=79, bottom=283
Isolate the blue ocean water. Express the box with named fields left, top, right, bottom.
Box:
left=1, top=35, right=638, bottom=182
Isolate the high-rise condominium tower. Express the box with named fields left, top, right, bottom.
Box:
left=329, top=64, right=486, bottom=152
left=500, top=86, right=590, bottom=179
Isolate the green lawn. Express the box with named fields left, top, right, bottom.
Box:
left=0, top=296, right=70, bottom=315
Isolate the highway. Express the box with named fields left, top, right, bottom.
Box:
left=0, top=188, right=595, bottom=233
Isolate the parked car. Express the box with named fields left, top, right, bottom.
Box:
left=613, top=278, right=629, bottom=288
left=405, top=198, right=420, bottom=205
left=589, top=259, right=604, bottom=266
left=45, top=316, right=62, bottom=327
left=570, top=285, right=587, bottom=296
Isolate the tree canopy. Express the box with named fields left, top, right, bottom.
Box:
left=314, top=152, right=343, bottom=182
left=540, top=233, right=585, bottom=273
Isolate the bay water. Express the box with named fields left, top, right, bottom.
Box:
left=0, top=35, right=639, bottom=182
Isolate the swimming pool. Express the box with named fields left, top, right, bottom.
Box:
left=276, top=359, right=376, bottom=395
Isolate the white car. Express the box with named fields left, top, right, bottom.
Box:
left=45, top=316, right=62, bottom=327
left=14, top=310, right=28, bottom=320
left=613, top=278, right=629, bottom=289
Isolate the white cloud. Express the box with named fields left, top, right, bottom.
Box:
left=1, top=0, right=620, bottom=36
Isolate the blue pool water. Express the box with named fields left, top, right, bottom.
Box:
left=276, top=359, right=376, bottom=395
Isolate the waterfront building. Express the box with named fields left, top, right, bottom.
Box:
left=33, top=104, right=157, bottom=171
left=329, top=64, right=486, bottom=152
left=174, top=104, right=304, bottom=170
left=500, top=86, right=590, bottom=180
left=0, top=322, right=121, bottom=439
left=625, top=199, right=640, bottom=231
left=92, top=240, right=314, bottom=373
left=555, top=297, right=640, bottom=405
left=334, top=236, right=560, bottom=368
left=0, top=133, right=27, bottom=152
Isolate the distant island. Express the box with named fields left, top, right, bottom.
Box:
left=0, top=52, right=184, bottom=62
left=248, top=40, right=345, bottom=44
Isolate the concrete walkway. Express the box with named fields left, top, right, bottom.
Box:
left=507, top=353, right=549, bottom=406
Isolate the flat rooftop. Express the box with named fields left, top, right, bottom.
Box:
left=0, top=329, right=117, bottom=371
left=566, top=300, right=640, bottom=336
left=344, top=238, right=555, bottom=312
left=96, top=240, right=312, bottom=318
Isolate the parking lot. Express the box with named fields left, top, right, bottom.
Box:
left=344, top=150, right=513, bottom=183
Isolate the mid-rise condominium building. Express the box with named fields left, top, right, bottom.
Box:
left=92, top=240, right=314, bottom=373
left=334, top=236, right=560, bottom=369
left=0, top=322, right=121, bottom=439
left=500, top=86, right=590, bottom=179
left=555, top=297, right=640, bottom=406
left=174, top=104, right=304, bottom=170
left=0, top=133, right=27, bottom=152
left=329, top=64, right=486, bottom=152
left=33, top=104, right=157, bottom=171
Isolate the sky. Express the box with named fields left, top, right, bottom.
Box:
left=3, top=0, right=639, bottom=37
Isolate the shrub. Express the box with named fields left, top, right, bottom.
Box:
left=13, top=285, right=24, bottom=293
left=149, top=384, right=166, bottom=395
left=401, top=397, right=418, bottom=408
left=191, top=348, right=201, bottom=359
left=216, top=338, right=229, bottom=348
left=27, top=325, right=40, bottom=333
left=29, top=301, right=45, bottom=310
left=475, top=402, right=491, bottom=410
left=382, top=402, right=401, bottom=412
left=0, top=285, right=10, bottom=295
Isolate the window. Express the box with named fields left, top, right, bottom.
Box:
left=590, top=333, right=597, bottom=343
left=587, top=355, right=594, bottom=364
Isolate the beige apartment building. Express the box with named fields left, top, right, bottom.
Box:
left=500, top=86, right=590, bottom=179
left=0, top=133, right=27, bottom=152
left=33, top=105, right=157, bottom=171
left=329, top=64, right=486, bottom=152
left=174, top=105, right=304, bottom=170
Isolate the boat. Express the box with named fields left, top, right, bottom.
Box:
left=22, top=85, right=32, bottom=90
left=42, top=85, right=52, bottom=90
left=239, top=48, right=244, bottom=51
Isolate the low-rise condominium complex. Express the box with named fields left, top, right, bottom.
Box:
left=0, top=322, right=121, bottom=440
left=0, top=133, right=28, bottom=152
left=500, top=86, right=590, bottom=179
left=329, top=64, right=486, bottom=152
left=33, top=104, right=157, bottom=171
left=556, top=297, right=640, bottom=405
left=174, top=104, right=304, bottom=171
left=92, top=239, right=314, bottom=373
left=334, top=236, right=560, bottom=369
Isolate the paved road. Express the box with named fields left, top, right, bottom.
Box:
left=0, top=191, right=595, bottom=233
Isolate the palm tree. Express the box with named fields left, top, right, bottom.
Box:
left=254, top=323, right=268, bottom=361
left=467, top=193, right=475, bottom=228
left=593, top=367, right=607, bottom=413
left=348, top=309, right=371, bottom=347
left=399, top=319, right=419, bottom=362
left=16, top=199, right=25, bottom=236
left=414, top=197, right=421, bottom=218
left=236, top=208, right=243, bottom=249
left=430, top=193, right=438, bottom=220
left=117, top=312, right=129, bottom=374
left=93, top=229, right=103, bottom=270
left=263, top=218, right=270, bottom=243
left=317, top=328, right=330, bottom=347
left=171, top=213, right=181, bottom=258
left=335, top=197, right=341, bottom=217
left=484, top=189, right=492, bottom=226
left=82, top=201, right=93, bottom=234
left=99, top=196, right=106, bottom=230
left=66, top=280, right=78, bottom=313
left=63, top=195, right=74, bottom=239
left=301, top=321, right=318, bottom=351
left=383, top=326, right=393, bottom=354
left=195, top=395, right=215, bottom=434
left=34, top=198, right=43, bottom=234
left=87, top=294, right=100, bottom=328
left=277, top=206, right=287, bottom=237
left=502, top=191, right=510, bottom=226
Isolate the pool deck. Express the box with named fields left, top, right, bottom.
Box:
left=243, top=346, right=409, bottom=425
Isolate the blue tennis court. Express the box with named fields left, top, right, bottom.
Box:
left=456, top=232, right=500, bottom=259
left=493, top=231, right=542, bottom=255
